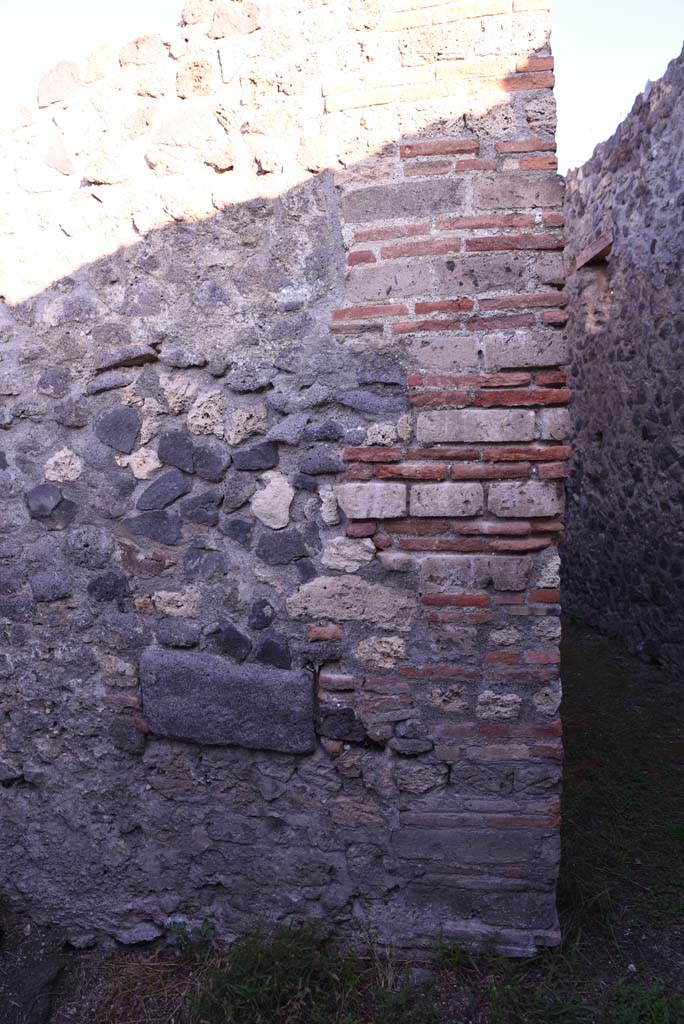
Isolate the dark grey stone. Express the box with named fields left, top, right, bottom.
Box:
left=156, top=619, right=201, bottom=648
left=222, top=471, right=257, bottom=512
left=232, top=442, right=279, bottom=471
left=303, top=419, right=344, bottom=442
left=87, top=572, right=131, bottom=608
left=292, top=473, right=318, bottom=492
left=0, top=593, right=36, bottom=623
left=109, top=716, right=147, bottom=755
left=0, top=566, right=25, bottom=593
left=225, top=364, right=274, bottom=392
left=296, top=558, right=317, bottom=582
left=38, top=367, right=71, bottom=397
left=219, top=518, right=253, bottom=548
left=137, top=470, right=192, bottom=511
left=299, top=445, right=343, bottom=475
left=254, top=632, right=291, bottom=669
left=54, top=399, right=88, bottom=428
left=124, top=512, right=182, bottom=545
left=0, top=451, right=7, bottom=469
left=335, top=389, right=407, bottom=417
left=193, top=442, right=231, bottom=482
left=357, top=357, right=406, bottom=386
left=24, top=483, right=62, bottom=518
left=65, top=526, right=115, bottom=568
left=248, top=598, right=276, bottom=630
left=95, top=407, right=141, bottom=454
left=159, top=345, right=207, bottom=369
left=94, top=344, right=157, bottom=372
left=158, top=430, right=195, bottom=473
left=180, top=490, right=222, bottom=526
left=183, top=544, right=230, bottom=580
left=140, top=649, right=314, bottom=752
left=30, top=571, right=71, bottom=602
left=266, top=413, right=309, bottom=444
left=317, top=707, right=366, bottom=743
left=86, top=371, right=137, bottom=395
left=256, top=528, right=307, bottom=565
left=215, top=622, right=252, bottom=661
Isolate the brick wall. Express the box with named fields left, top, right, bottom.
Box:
left=564, top=47, right=684, bottom=673
left=0, top=0, right=565, bottom=954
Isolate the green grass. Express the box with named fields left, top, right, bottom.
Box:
left=192, top=925, right=439, bottom=1024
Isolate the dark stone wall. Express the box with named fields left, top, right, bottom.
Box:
left=563, top=47, right=684, bottom=671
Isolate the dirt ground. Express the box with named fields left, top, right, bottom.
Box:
left=1, top=618, right=683, bottom=1024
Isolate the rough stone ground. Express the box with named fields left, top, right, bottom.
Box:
left=1, top=618, right=682, bottom=1024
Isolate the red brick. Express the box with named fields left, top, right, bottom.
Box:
left=408, top=447, right=478, bottom=461
left=488, top=537, right=552, bottom=552
left=495, top=138, right=556, bottom=154
left=474, top=387, right=572, bottom=407
left=521, top=156, right=559, bottom=171
left=422, top=593, right=490, bottom=607
left=467, top=313, right=536, bottom=331
left=465, top=232, right=563, bottom=253
left=414, top=299, right=475, bottom=314
left=543, top=211, right=565, bottom=228
left=398, top=538, right=485, bottom=552
left=450, top=463, right=530, bottom=480
left=535, top=370, right=568, bottom=385
left=308, top=625, right=343, bottom=641
left=485, top=650, right=521, bottom=664
left=575, top=231, right=613, bottom=270
left=343, top=447, right=402, bottom=463
left=346, top=521, right=377, bottom=538
left=372, top=533, right=393, bottom=549
left=333, top=304, right=409, bottom=321
left=516, top=56, right=554, bottom=72
left=399, top=139, right=480, bottom=159
left=538, top=461, right=569, bottom=479
left=479, top=291, right=568, bottom=311
left=503, top=71, right=556, bottom=91
left=133, top=717, right=151, bottom=734
left=409, top=389, right=470, bottom=407
left=381, top=238, right=462, bottom=260
left=404, top=159, right=454, bottom=177
left=456, top=158, right=497, bottom=171
left=437, top=214, right=535, bottom=230
left=348, top=250, right=376, bottom=266
left=533, top=518, right=564, bottom=533
left=529, top=589, right=561, bottom=604
left=531, top=743, right=563, bottom=761
left=542, top=309, right=569, bottom=325
left=376, top=463, right=448, bottom=480
left=338, top=464, right=374, bottom=481
left=525, top=648, right=560, bottom=664
left=400, top=665, right=480, bottom=680
left=354, top=221, right=431, bottom=242
left=393, top=318, right=466, bottom=335
left=459, top=520, right=531, bottom=536
left=383, top=518, right=452, bottom=534
left=483, top=445, right=572, bottom=462
left=493, top=594, right=526, bottom=605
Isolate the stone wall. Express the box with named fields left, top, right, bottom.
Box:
left=563, top=48, right=684, bottom=672
left=0, top=0, right=566, bottom=954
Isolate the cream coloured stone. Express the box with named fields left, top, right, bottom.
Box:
left=476, top=690, right=522, bottom=721
left=153, top=588, right=202, bottom=617
left=44, top=448, right=82, bottom=482
left=534, top=552, right=561, bottom=589
left=532, top=617, right=562, bottom=642
left=182, top=0, right=215, bottom=23
left=119, top=35, right=167, bottom=66
left=160, top=374, right=198, bottom=414
left=365, top=422, right=397, bottom=446
left=287, top=577, right=417, bottom=631
left=187, top=391, right=225, bottom=437
left=115, top=448, right=162, bottom=480
left=428, top=684, right=468, bottom=714
left=226, top=404, right=267, bottom=445
left=357, top=635, right=406, bottom=669
left=321, top=537, right=375, bottom=573
left=319, top=487, right=340, bottom=526
left=532, top=683, right=562, bottom=717
left=250, top=471, right=294, bottom=530
left=82, top=43, right=115, bottom=83
left=139, top=398, right=166, bottom=445
left=176, top=59, right=217, bottom=98
left=489, top=627, right=521, bottom=647
left=38, top=61, right=81, bottom=108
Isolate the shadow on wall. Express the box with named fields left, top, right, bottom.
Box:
left=0, top=0, right=567, bottom=954
left=563, top=45, right=684, bottom=673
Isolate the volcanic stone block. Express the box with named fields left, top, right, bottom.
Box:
left=416, top=409, right=535, bottom=444
left=409, top=483, right=484, bottom=518
left=140, top=649, right=314, bottom=753
left=336, top=482, right=407, bottom=520
left=488, top=481, right=564, bottom=518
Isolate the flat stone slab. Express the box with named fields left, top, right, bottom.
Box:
left=140, top=649, right=314, bottom=753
